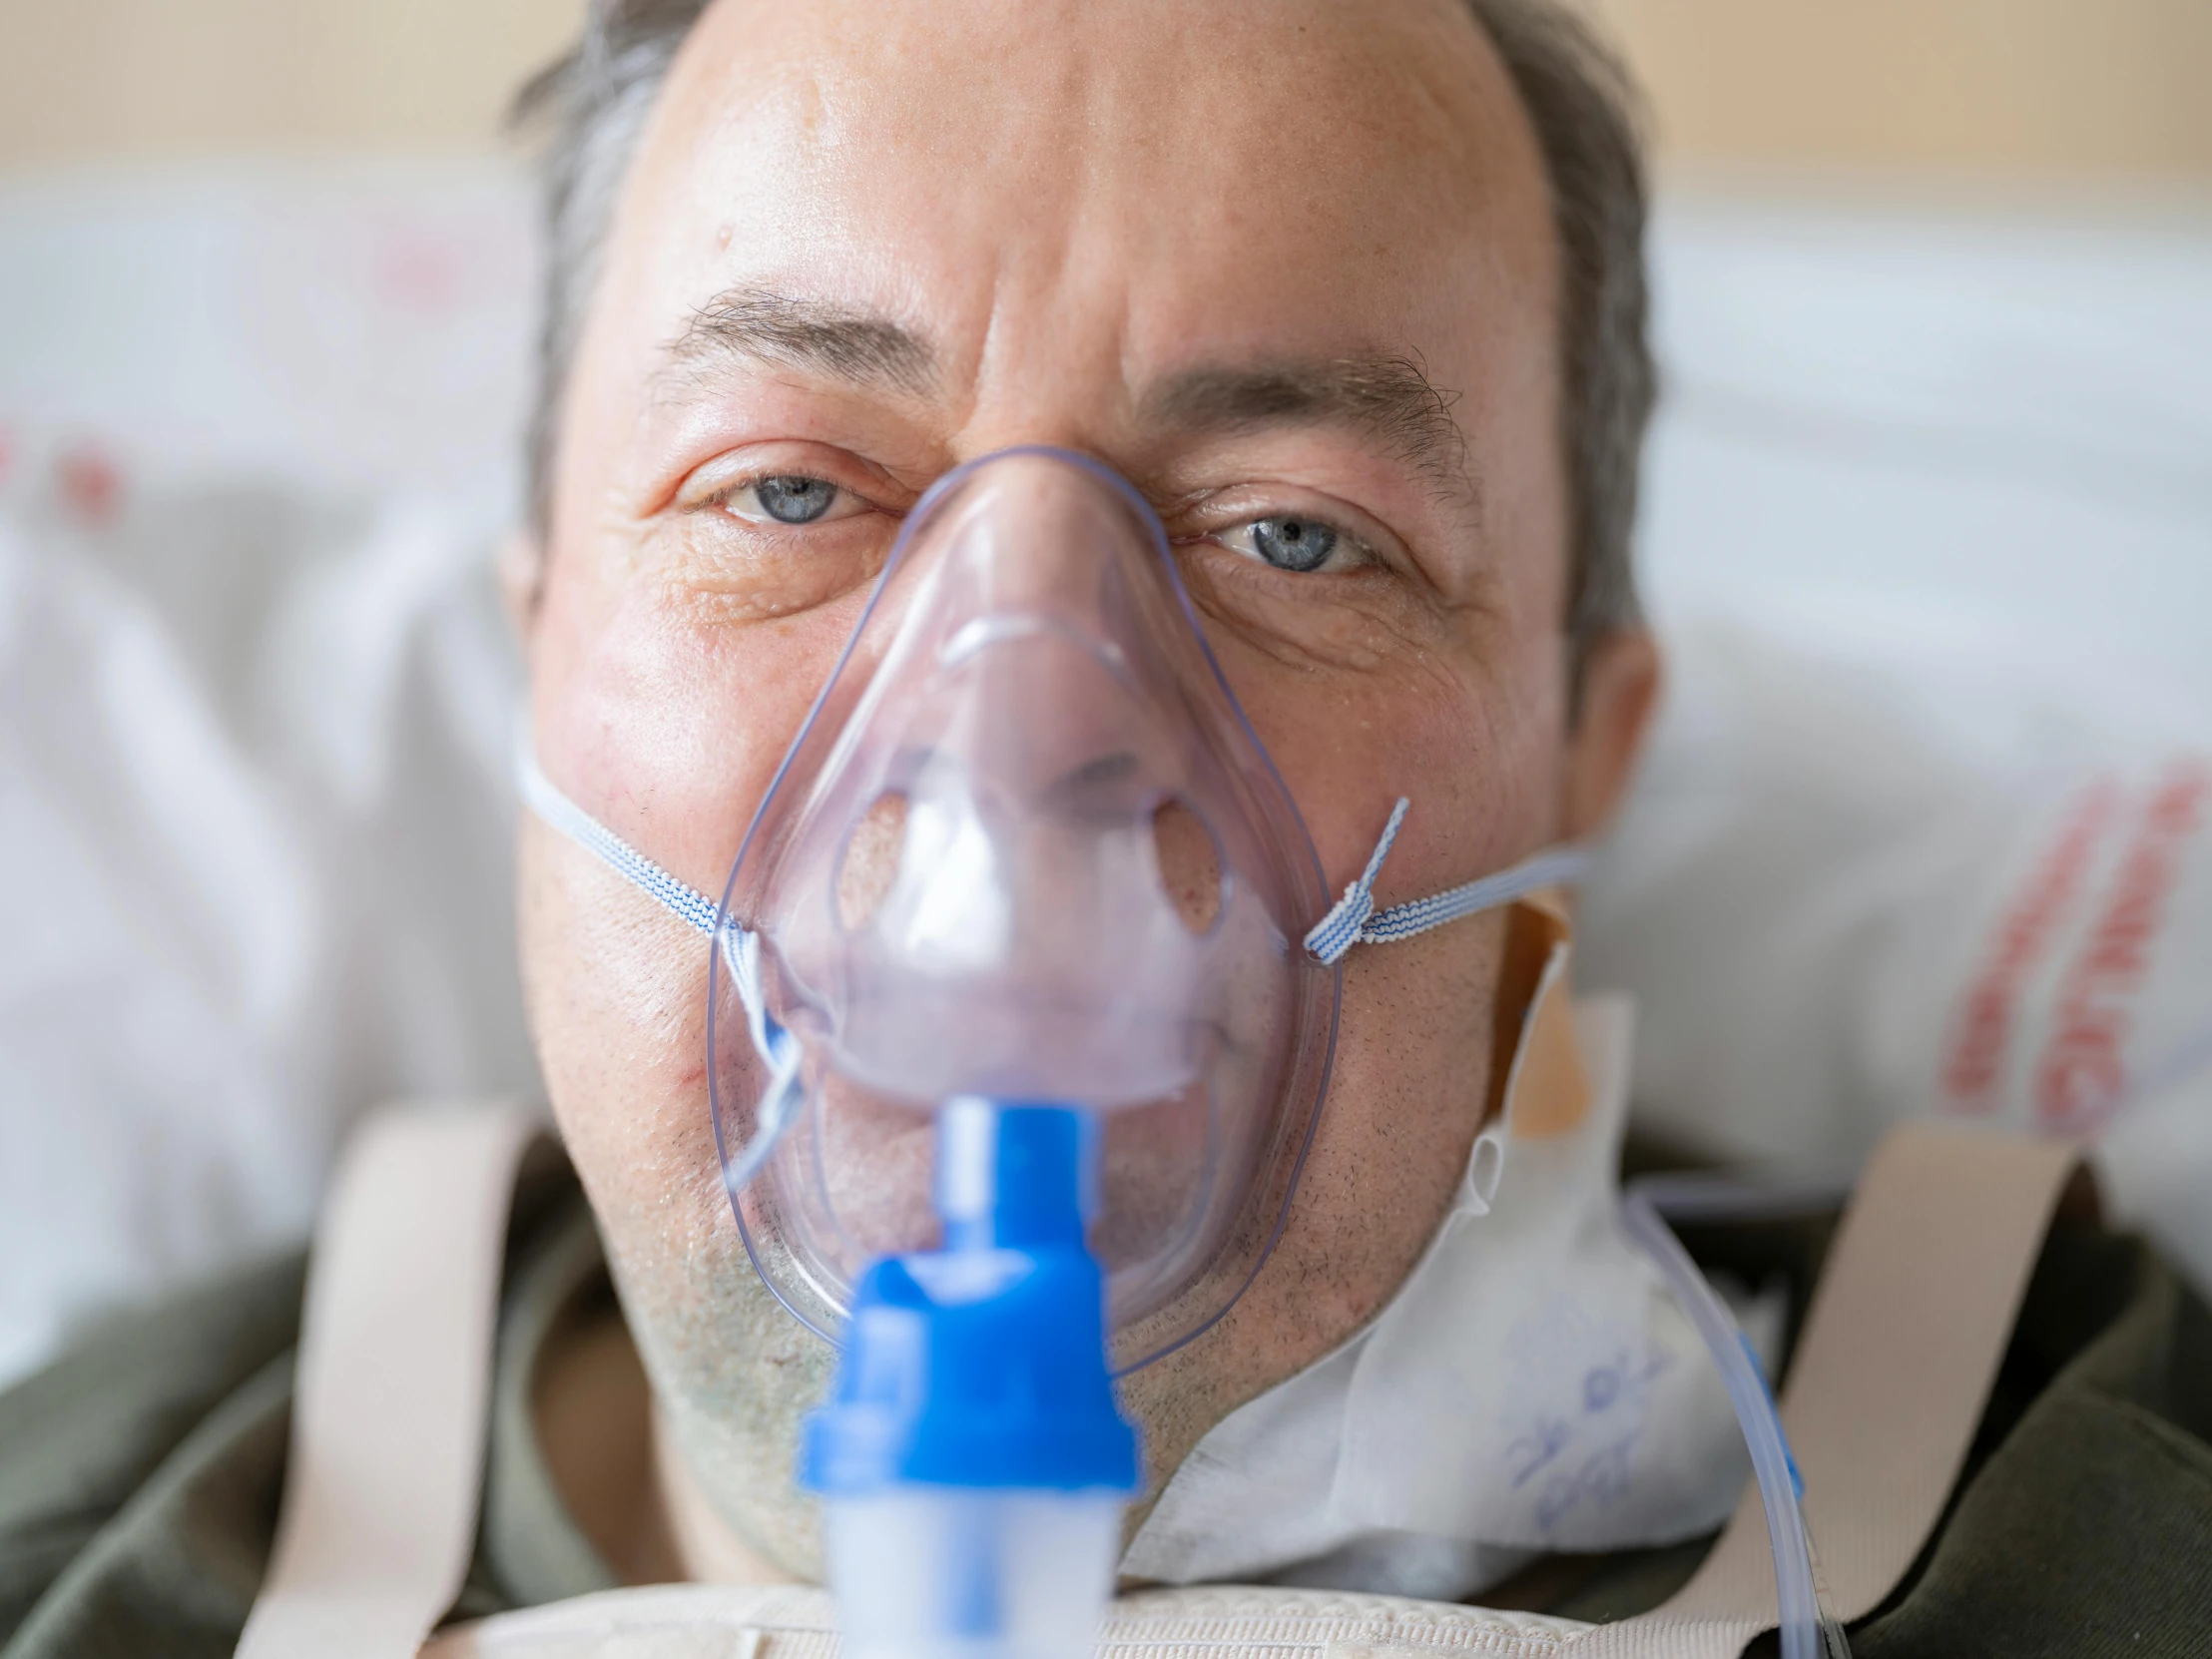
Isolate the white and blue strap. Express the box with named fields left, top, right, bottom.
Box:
left=518, top=754, right=1586, bottom=1176
left=1303, top=797, right=1590, bottom=966
left=524, top=758, right=1581, bottom=974
left=516, top=745, right=726, bottom=937
left=516, top=746, right=804, bottom=1187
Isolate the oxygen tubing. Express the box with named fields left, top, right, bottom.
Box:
left=1621, top=1176, right=1853, bottom=1659
left=1616, top=1005, right=2212, bottom=1657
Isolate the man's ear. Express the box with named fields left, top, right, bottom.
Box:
left=1559, top=627, right=1661, bottom=841
left=497, top=529, right=547, bottom=649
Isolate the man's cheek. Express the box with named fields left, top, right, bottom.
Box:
left=519, top=820, right=722, bottom=1192
left=533, top=558, right=849, bottom=900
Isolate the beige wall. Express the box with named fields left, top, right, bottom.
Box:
left=3, top=0, right=2209, bottom=178
left=1593, top=0, right=2212, bottom=178
left=0, top=0, right=586, bottom=165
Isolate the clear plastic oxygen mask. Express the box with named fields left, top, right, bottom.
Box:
left=710, top=448, right=1338, bottom=1372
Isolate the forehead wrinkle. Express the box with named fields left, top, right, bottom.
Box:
left=657, top=284, right=937, bottom=399
left=1141, top=355, right=1478, bottom=506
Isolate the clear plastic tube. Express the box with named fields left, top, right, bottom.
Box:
left=1616, top=1008, right=2212, bottom=1656
left=1621, top=1177, right=1852, bottom=1659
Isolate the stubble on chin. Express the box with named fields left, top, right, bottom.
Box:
left=520, top=821, right=836, bottom=1578
left=601, top=1171, right=836, bottom=1581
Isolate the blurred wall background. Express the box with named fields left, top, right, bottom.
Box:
left=0, top=0, right=584, bottom=165
left=3, top=0, right=2209, bottom=179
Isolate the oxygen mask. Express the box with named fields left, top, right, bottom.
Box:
left=710, top=448, right=1338, bottom=1372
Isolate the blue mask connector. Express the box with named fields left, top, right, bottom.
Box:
left=801, top=1101, right=1140, bottom=1659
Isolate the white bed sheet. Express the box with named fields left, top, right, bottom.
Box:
left=0, top=162, right=540, bottom=1383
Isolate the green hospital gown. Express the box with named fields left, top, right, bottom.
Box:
left=3, top=1156, right=2208, bottom=1657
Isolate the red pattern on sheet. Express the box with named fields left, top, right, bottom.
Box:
left=57, top=441, right=125, bottom=525
left=2035, top=758, right=2212, bottom=1137
left=1940, top=777, right=2121, bottom=1113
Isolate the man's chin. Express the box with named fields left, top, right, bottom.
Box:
left=606, top=1223, right=837, bottom=1582
left=650, top=1374, right=828, bottom=1581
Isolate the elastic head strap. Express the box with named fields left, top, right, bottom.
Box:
left=515, top=742, right=724, bottom=938
left=1304, top=799, right=1590, bottom=965
left=517, top=745, right=803, bottom=1188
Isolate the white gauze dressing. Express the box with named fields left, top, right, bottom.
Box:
left=1124, top=927, right=1749, bottom=1600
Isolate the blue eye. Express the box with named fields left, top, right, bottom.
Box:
left=753, top=476, right=838, bottom=524
left=718, top=473, right=872, bottom=529
left=1219, top=515, right=1342, bottom=573
left=1253, top=518, right=1337, bottom=572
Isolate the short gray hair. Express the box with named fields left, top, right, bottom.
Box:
left=514, top=0, right=1653, bottom=661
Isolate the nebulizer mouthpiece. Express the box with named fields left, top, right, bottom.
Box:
left=804, top=1100, right=1138, bottom=1659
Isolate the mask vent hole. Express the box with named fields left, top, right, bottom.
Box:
left=1151, top=799, right=1223, bottom=935
left=836, top=790, right=909, bottom=931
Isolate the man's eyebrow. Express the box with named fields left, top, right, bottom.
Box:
left=1141, top=356, right=1473, bottom=495
left=661, top=286, right=935, bottom=396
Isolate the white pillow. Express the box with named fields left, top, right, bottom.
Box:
left=1581, top=194, right=2212, bottom=1297
left=0, top=484, right=533, bottom=1384
left=0, top=159, right=544, bottom=1383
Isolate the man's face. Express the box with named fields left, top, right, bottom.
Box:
left=519, top=0, right=1650, bottom=1575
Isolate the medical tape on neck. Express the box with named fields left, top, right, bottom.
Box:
left=517, top=749, right=1584, bottom=1173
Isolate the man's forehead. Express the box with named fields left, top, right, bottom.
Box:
left=626, top=0, right=1554, bottom=348
left=662, top=0, right=1509, bottom=155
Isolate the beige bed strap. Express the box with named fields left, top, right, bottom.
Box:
left=244, top=1108, right=2073, bottom=1659
left=236, top=1100, right=541, bottom=1659
left=1574, top=1122, right=2079, bottom=1657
